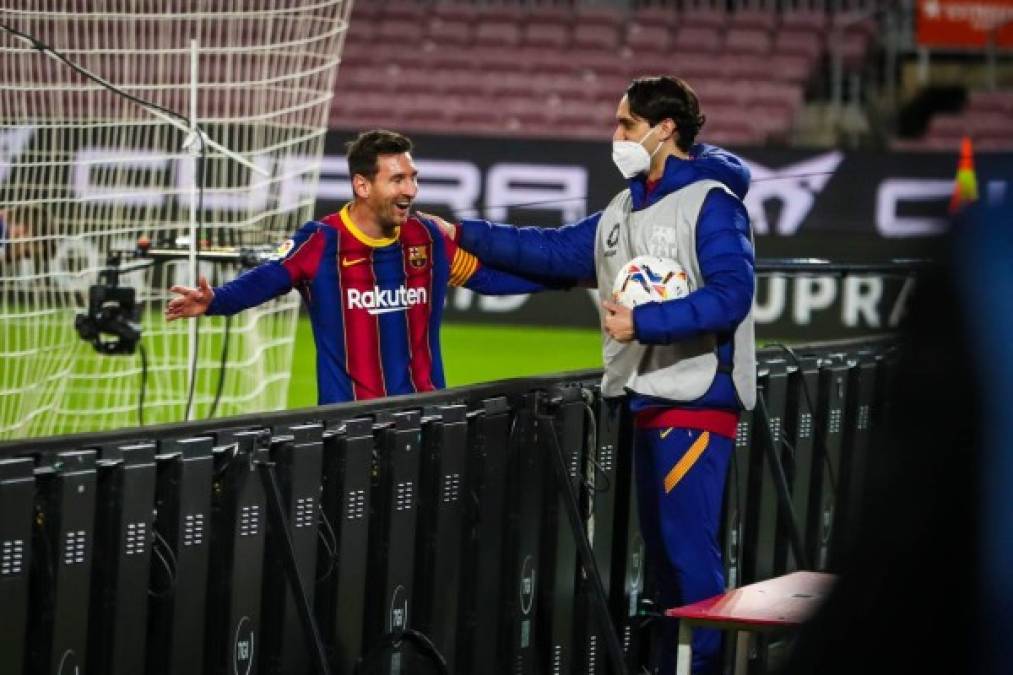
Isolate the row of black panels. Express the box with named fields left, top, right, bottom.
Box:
left=0, top=341, right=899, bottom=675
left=0, top=386, right=647, bottom=675
left=723, top=345, right=901, bottom=591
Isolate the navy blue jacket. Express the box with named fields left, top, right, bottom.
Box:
left=458, top=143, right=754, bottom=410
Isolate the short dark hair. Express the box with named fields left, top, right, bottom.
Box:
left=626, top=76, right=706, bottom=152
left=345, top=129, right=413, bottom=181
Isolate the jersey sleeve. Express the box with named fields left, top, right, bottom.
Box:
left=206, top=263, right=294, bottom=316
left=442, top=228, right=548, bottom=294
left=456, top=212, right=600, bottom=284
left=632, top=189, right=754, bottom=344
left=206, top=221, right=324, bottom=316
left=277, top=221, right=327, bottom=285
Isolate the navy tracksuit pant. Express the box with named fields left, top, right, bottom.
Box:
left=634, top=425, right=734, bottom=675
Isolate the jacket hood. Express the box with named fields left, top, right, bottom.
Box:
left=629, top=143, right=751, bottom=210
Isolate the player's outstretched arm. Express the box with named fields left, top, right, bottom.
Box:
left=166, top=275, right=214, bottom=321
left=418, top=210, right=598, bottom=284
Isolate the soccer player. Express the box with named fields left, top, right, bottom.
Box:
left=166, top=129, right=547, bottom=404
left=429, top=77, right=754, bottom=675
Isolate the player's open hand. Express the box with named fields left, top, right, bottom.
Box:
left=166, top=275, right=214, bottom=321
left=602, top=299, right=635, bottom=343
left=416, top=211, right=457, bottom=240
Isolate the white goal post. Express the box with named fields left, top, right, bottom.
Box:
left=0, top=0, right=352, bottom=439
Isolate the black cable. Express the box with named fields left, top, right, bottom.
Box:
left=208, top=314, right=231, bottom=419
left=539, top=412, right=630, bottom=675
left=766, top=342, right=839, bottom=500
left=0, top=22, right=209, bottom=424
left=138, top=342, right=148, bottom=426
left=255, top=456, right=332, bottom=675
left=754, top=394, right=812, bottom=570
left=316, top=504, right=339, bottom=583
left=148, top=529, right=178, bottom=598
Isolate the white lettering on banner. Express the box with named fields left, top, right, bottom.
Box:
left=752, top=276, right=908, bottom=329
left=0, top=127, right=34, bottom=185
left=842, top=276, right=883, bottom=328
left=73, top=149, right=169, bottom=206
left=752, top=276, right=788, bottom=324
left=987, top=180, right=1007, bottom=205
left=414, top=160, right=482, bottom=217
left=889, top=276, right=916, bottom=327
left=875, top=179, right=952, bottom=237
left=346, top=285, right=427, bottom=314
left=452, top=287, right=474, bottom=310
left=741, top=151, right=843, bottom=236
left=479, top=294, right=528, bottom=312
left=277, top=156, right=481, bottom=216
left=278, top=155, right=352, bottom=211
left=793, top=276, right=837, bottom=325
left=177, top=154, right=273, bottom=211
left=485, top=164, right=587, bottom=223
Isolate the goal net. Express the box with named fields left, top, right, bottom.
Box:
left=0, top=0, right=351, bottom=439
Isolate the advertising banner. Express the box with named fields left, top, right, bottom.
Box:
left=4, top=126, right=1011, bottom=339
left=917, top=0, right=1013, bottom=49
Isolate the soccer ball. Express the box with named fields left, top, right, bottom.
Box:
left=612, top=255, right=692, bottom=308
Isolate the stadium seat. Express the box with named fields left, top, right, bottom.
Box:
left=586, top=74, right=631, bottom=103
left=569, top=49, right=630, bottom=79
left=729, top=8, right=777, bottom=32
left=426, top=18, right=473, bottom=46
left=474, top=21, right=522, bottom=47
left=967, top=90, right=1013, bottom=114
left=376, top=19, right=418, bottom=42
left=672, top=26, right=723, bottom=53
left=632, top=5, right=679, bottom=29
left=523, top=22, right=571, bottom=49
left=769, top=54, right=816, bottom=83
left=781, top=9, right=829, bottom=34
left=775, top=30, right=824, bottom=61
left=572, top=24, right=621, bottom=51
left=418, top=44, right=476, bottom=71
left=698, top=81, right=743, bottom=109
left=472, top=46, right=532, bottom=73
left=680, top=7, right=728, bottom=30
left=724, top=28, right=772, bottom=56
left=575, top=5, right=625, bottom=29
left=828, top=31, right=872, bottom=70
left=719, top=54, right=778, bottom=80
left=431, top=2, right=481, bottom=23
left=380, top=1, right=427, bottom=23
left=625, top=23, right=671, bottom=53
left=668, top=53, right=724, bottom=80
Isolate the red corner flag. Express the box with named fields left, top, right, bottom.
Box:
left=949, top=136, right=979, bottom=214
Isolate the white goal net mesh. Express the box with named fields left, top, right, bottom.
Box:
left=0, top=0, right=351, bottom=439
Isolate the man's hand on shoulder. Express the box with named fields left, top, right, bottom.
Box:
left=602, top=299, right=635, bottom=343
left=416, top=211, right=457, bottom=241
left=166, top=275, right=214, bottom=321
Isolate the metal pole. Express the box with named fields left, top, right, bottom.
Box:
left=185, top=38, right=199, bottom=422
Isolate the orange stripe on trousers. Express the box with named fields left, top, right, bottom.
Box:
left=663, top=431, right=710, bottom=494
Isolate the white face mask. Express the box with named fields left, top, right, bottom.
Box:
left=611, top=127, right=661, bottom=179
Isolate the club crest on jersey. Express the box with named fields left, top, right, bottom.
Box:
left=408, top=245, right=428, bottom=269
left=271, top=238, right=295, bottom=261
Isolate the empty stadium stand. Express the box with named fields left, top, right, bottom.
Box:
left=331, top=1, right=880, bottom=144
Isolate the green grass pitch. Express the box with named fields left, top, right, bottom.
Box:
left=286, top=316, right=604, bottom=409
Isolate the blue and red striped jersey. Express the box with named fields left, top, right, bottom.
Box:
left=206, top=204, right=544, bottom=404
